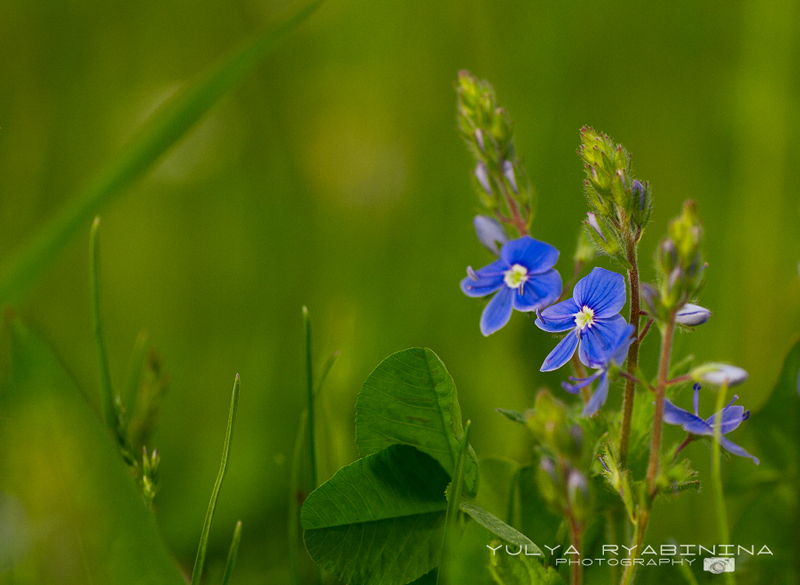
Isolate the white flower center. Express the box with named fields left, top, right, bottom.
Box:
left=503, top=264, right=528, bottom=290
left=574, top=306, right=595, bottom=329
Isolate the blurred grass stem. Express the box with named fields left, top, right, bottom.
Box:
left=89, top=217, right=118, bottom=435
left=190, top=375, right=240, bottom=585
left=712, top=382, right=735, bottom=585
left=0, top=0, right=322, bottom=306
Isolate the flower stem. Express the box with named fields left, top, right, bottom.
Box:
left=619, top=237, right=641, bottom=466
left=568, top=514, right=582, bottom=585
left=497, top=181, right=529, bottom=237
left=712, top=382, right=736, bottom=585
left=620, top=313, right=676, bottom=585
left=570, top=353, right=591, bottom=404
left=647, top=313, right=676, bottom=495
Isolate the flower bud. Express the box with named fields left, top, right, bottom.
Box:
left=567, top=469, right=589, bottom=521
left=473, top=215, right=508, bottom=256
left=585, top=213, right=620, bottom=255
left=691, top=363, right=748, bottom=387
left=503, top=160, right=518, bottom=194
left=675, top=303, right=711, bottom=326
left=475, top=163, right=491, bottom=196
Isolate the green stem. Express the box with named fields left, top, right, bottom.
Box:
left=89, top=217, right=117, bottom=434
left=437, top=421, right=472, bottom=585
left=302, top=306, right=318, bottom=491
left=220, top=520, right=243, bottom=585
left=190, top=375, right=240, bottom=585
left=619, top=237, right=641, bottom=467
left=712, top=382, right=735, bottom=585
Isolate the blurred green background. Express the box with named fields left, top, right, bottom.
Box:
left=1, top=0, right=799, bottom=583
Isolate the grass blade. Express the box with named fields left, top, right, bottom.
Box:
left=302, top=306, right=317, bottom=491
left=220, top=520, right=243, bottom=585
left=89, top=217, right=117, bottom=433
left=289, top=409, right=309, bottom=585
left=437, top=420, right=471, bottom=585
left=289, top=346, right=339, bottom=585
left=191, top=374, right=241, bottom=585
left=0, top=0, right=322, bottom=305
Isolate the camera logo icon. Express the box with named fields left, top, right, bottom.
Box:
left=704, top=557, right=735, bottom=574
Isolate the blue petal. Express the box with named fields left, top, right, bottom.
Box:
left=573, top=267, right=626, bottom=317
left=608, top=324, right=636, bottom=365
left=578, top=314, right=628, bottom=368
left=535, top=298, right=579, bottom=332
left=513, top=269, right=562, bottom=312
left=717, top=435, right=759, bottom=465
left=541, top=330, right=579, bottom=372
left=582, top=371, right=610, bottom=417
left=473, top=215, right=508, bottom=256
left=706, top=401, right=748, bottom=435
left=561, top=370, right=603, bottom=395
left=480, top=286, right=514, bottom=336
left=663, top=399, right=710, bottom=435
left=460, top=259, right=507, bottom=298
left=501, top=236, right=559, bottom=274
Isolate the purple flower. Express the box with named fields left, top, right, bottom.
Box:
left=461, top=236, right=562, bottom=336
left=664, top=384, right=759, bottom=465
left=535, top=267, right=628, bottom=371
left=562, top=324, right=635, bottom=417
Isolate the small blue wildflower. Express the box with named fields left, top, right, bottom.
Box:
left=535, top=267, right=628, bottom=371
left=664, top=383, right=759, bottom=465
left=461, top=236, right=562, bottom=336
left=562, top=324, right=635, bottom=417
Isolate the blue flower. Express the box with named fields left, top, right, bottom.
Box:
left=461, top=236, right=562, bottom=336
left=535, top=267, right=628, bottom=371
left=562, top=324, right=635, bottom=417
left=664, top=383, right=759, bottom=464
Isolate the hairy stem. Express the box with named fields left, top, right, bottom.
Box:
left=647, top=314, right=676, bottom=494
left=619, top=237, right=641, bottom=466
left=569, top=514, right=582, bottom=585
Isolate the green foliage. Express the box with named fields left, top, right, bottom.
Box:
left=356, top=348, right=479, bottom=498
left=0, top=315, right=185, bottom=585
left=730, top=336, right=800, bottom=582
left=302, top=348, right=549, bottom=585
left=302, top=445, right=450, bottom=585
left=487, top=544, right=565, bottom=585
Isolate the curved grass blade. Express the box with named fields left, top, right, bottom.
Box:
left=190, top=374, right=241, bottom=585
left=0, top=0, right=322, bottom=305
left=90, top=216, right=117, bottom=433
left=220, top=520, right=243, bottom=585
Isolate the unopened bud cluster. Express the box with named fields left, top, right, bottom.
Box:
left=643, top=200, right=706, bottom=319
left=579, top=127, right=652, bottom=258
left=525, top=391, right=590, bottom=522
left=457, top=71, right=534, bottom=234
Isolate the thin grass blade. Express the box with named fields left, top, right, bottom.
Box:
left=437, top=420, right=471, bottom=585
left=190, top=374, right=241, bottom=585
left=90, top=217, right=117, bottom=433
left=220, top=520, right=243, bottom=585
